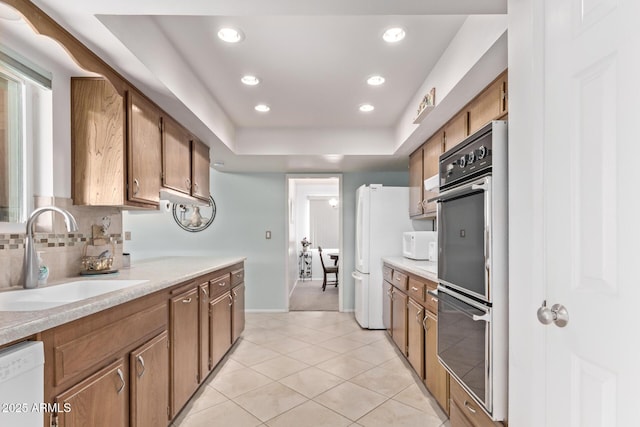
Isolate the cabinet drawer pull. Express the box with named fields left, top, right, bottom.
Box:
left=431, top=297, right=438, bottom=303
left=411, top=286, right=419, bottom=292
left=136, top=355, right=145, bottom=377
left=182, top=297, right=192, bottom=303
left=116, top=368, right=125, bottom=394
left=217, top=281, right=226, bottom=287
left=228, top=294, right=233, bottom=306
left=133, top=179, right=140, bottom=195
left=464, top=400, right=477, bottom=414
left=395, top=276, right=401, bottom=281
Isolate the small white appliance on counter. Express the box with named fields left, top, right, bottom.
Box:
left=353, top=184, right=413, bottom=329
left=402, top=231, right=437, bottom=260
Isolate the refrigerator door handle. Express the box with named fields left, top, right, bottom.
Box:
left=352, top=271, right=361, bottom=280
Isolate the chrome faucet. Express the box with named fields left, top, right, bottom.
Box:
left=22, top=207, right=79, bottom=289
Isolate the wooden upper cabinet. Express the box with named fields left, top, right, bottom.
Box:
left=409, top=149, right=424, bottom=218
left=191, top=139, right=210, bottom=201
left=162, top=117, right=192, bottom=195
left=422, top=132, right=443, bottom=216
left=130, top=332, right=169, bottom=427
left=444, top=110, right=469, bottom=152
left=468, top=70, right=509, bottom=136
left=128, top=91, right=162, bottom=206
left=71, top=78, right=126, bottom=206
left=55, top=359, right=127, bottom=427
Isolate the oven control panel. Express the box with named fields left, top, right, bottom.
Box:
left=440, top=128, right=493, bottom=189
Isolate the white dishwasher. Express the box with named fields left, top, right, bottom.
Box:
left=0, top=341, right=44, bottom=427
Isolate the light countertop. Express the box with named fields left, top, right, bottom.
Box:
left=382, top=256, right=438, bottom=282
left=0, top=256, right=245, bottom=346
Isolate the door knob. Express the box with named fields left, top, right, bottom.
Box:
left=537, top=300, right=569, bottom=327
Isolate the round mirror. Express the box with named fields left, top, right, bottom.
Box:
left=172, top=196, right=216, bottom=232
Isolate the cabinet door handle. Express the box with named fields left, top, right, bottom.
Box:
left=415, top=309, right=423, bottom=323
left=193, top=182, right=199, bottom=192
left=417, top=201, right=422, bottom=209
left=228, top=294, right=233, bottom=306
left=133, top=179, right=140, bottom=195
left=202, top=287, right=208, bottom=297
left=233, top=289, right=237, bottom=299
left=186, top=178, right=191, bottom=190
left=136, top=355, right=145, bottom=378
left=116, top=368, right=125, bottom=394
left=423, top=314, right=428, bottom=331
left=464, top=400, right=477, bottom=414
left=182, top=297, right=192, bottom=303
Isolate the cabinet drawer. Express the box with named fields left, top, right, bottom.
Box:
left=425, top=292, right=439, bottom=316
left=391, top=271, right=408, bottom=291
left=450, top=378, right=496, bottom=427
left=231, top=269, right=244, bottom=287
left=383, top=265, right=393, bottom=283
left=408, top=278, right=425, bottom=302
left=209, top=273, right=230, bottom=298
left=54, top=303, right=166, bottom=386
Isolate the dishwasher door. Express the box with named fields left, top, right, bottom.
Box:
left=0, top=341, right=44, bottom=427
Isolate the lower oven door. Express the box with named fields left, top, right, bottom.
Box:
left=437, top=176, right=491, bottom=302
left=437, top=286, right=493, bottom=414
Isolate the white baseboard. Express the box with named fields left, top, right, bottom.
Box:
left=245, top=309, right=288, bottom=313
left=341, top=309, right=355, bottom=313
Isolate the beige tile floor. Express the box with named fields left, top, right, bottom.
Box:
left=172, top=311, right=450, bottom=427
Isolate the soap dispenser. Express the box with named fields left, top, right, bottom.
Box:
left=37, top=251, right=49, bottom=287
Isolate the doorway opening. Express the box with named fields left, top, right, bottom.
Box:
left=285, top=175, right=342, bottom=312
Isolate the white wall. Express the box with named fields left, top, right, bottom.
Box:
left=124, top=169, right=287, bottom=311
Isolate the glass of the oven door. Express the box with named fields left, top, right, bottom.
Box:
left=437, top=287, right=491, bottom=412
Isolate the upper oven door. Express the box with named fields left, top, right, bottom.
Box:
left=437, top=176, right=492, bottom=302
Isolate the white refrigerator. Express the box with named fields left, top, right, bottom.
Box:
left=352, top=184, right=413, bottom=329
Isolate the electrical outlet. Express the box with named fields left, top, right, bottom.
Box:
left=125, top=231, right=132, bottom=241
left=265, top=231, right=271, bottom=239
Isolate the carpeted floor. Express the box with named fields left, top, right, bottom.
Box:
left=289, top=279, right=338, bottom=311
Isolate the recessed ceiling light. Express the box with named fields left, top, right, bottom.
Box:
left=367, top=75, right=385, bottom=86
left=218, top=27, right=244, bottom=43
left=241, top=75, right=260, bottom=86
left=255, top=104, right=270, bottom=112
left=383, top=27, right=406, bottom=43
left=359, top=104, right=375, bottom=112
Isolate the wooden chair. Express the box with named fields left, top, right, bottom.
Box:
left=318, top=246, right=338, bottom=291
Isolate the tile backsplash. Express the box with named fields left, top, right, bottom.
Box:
left=0, top=197, right=124, bottom=291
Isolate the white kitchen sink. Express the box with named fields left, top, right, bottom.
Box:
left=0, top=280, right=148, bottom=311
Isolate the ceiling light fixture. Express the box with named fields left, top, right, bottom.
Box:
left=255, top=104, right=270, bottom=112
left=359, top=104, right=375, bottom=112
left=382, top=27, right=406, bottom=43
left=241, top=75, right=260, bottom=86
left=217, top=27, right=244, bottom=43
left=367, top=75, right=385, bottom=86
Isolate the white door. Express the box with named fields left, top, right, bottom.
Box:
left=509, top=0, right=640, bottom=425
left=355, top=185, right=370, bottom=273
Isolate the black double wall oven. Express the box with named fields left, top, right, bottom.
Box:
left=435, top=121, right=508, bottom=421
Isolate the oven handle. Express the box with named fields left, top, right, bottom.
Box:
left=429, top=176, right=490, bottom=203
left=437, top=286, right=491, bottom=314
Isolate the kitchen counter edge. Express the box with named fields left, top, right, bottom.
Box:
left=0, top=256, right=246, bottom=346
left=382, top=257, right=438, bottom=282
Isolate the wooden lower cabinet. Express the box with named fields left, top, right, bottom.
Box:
left=198, top=282, right=211, bottom=381
left=383, top=281, right=393, bottom=335
left=391, top=290, right=408, bottom=354
left=424, top=311, right=450, bottom=414
left=170, top=287, right=199, bottom=417
left=232, top=283, right=245, bottom=343
left=406, top=298, right=424, bottom=378
left=130, top=332, right=169, bottom=427
left=55, top=359, right=128, bottom=427
left=450, top=378, right=500, bottom=427
left=210, top=292, right=232, bottom=368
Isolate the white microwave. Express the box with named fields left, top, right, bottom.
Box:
left=403, top=231, right=437, bottom=260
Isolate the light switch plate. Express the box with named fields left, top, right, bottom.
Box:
left=265, top=231, right=271, bottom=239
left=125, top=231, right=132, bottom=241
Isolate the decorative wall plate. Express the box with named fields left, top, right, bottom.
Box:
left=172, top=196, right=216, bottom=232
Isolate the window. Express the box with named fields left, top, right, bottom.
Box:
left=0, top=65, right=25, bottom=223
left=308, top=197, right=339, bottom=249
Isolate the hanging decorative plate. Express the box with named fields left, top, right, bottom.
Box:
left=172, top=196, right=216, bottom=232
